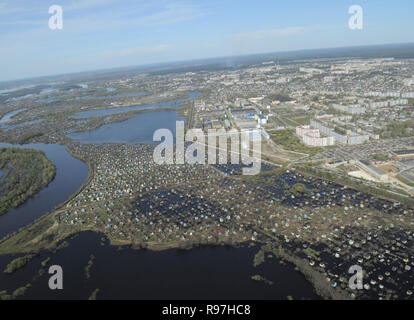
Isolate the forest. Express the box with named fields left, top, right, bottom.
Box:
left=0, top=147, right=56, bottom=215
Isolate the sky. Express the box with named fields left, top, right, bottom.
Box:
left=0, top=0, right=413, bottom=82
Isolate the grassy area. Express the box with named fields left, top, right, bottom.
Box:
left=3, top=254, right=36, bottom=274
left=0, top=213, right=56, bottom=254
left=371, top=153, right=389, bottom=161
left=292, top=114, right=314, bottom=125
left=289, top=183, right=309, bottom=196
left=382, top=120, right=414, bottom=139
left=396, top=174, right=414, bottom=187
left=268, top=129, right=329, bottom=156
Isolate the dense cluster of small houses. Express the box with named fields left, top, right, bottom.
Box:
left=61, top=143, right=414, bottom=299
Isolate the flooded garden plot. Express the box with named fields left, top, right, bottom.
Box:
left=259, top=226, right=414, bottom=300
left=213, top=163, right=275, bottom=176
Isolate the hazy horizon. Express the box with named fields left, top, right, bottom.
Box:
left=1, top=0, right=414, bottom=82
left=2, top=41, right=414, bottom=85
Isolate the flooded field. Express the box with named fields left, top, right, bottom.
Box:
left=0, top=232, right=319, bottom=300
left=67, top=91, right=201, bottom=144
left=67, top=110, right=186, bottom=144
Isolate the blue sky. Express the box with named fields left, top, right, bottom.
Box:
left=0, top=0, right=413, bottom=81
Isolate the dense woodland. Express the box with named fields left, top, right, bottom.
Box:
left=0, top=148, right=56, bottom=215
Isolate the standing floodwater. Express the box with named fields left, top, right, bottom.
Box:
left=0, top=232, right=320, bottom=300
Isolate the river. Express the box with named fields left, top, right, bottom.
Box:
left=72, top=91, right=201, bottom=119
left=0, top=143, right=88, bottom=239
left=67, top=91, right=201, bottom=144
left=0, top=109, right=26, bottom=128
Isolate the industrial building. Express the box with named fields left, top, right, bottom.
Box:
left=230, top=108, right=259, bottom=119
left=356, top=160, right=389, bottom=181
left=391, top=150, right=414, bottom=160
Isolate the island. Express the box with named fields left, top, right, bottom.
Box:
left=0, top=147, right=56, bottom=215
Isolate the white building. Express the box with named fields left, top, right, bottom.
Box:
left=310, top=120, right=369, bottom=145
left=296, top=125, right=335, bottom=147
left=332, top=104, right=366, bottom=115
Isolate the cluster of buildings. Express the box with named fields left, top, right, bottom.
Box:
left=392, top=149, right=414, bottom=161
left=230, top=106, right=261, bottom=129
left=332, top=104, right=366, bottom=115
left=295, top=119, right=370, bottom=147
left=197, top=108, right=228, bottom=130
left=296, top=125, right=335, bottom=147
left=331, top=99, right=409, bottom=115
left=404, top=77, right=414, bottom=86
left=364, top=91, right=414, bottom=98
left=228, top=104, right=271, bottom=141
left=310, top=119, right=370, bottom=145
left=192, top=97, right=271, bottom=143
left=370, top=99, right=406, bottom=109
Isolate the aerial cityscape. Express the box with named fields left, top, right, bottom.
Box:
left=0, top=0, right=413, bottom=304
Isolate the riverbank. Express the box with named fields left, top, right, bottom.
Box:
left=0, top=147, right=56, bottom=215
left=0, top=142, right=88, bottom=240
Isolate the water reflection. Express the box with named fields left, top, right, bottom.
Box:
left=68, top=110, right=186, bottom=144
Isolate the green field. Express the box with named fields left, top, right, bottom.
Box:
left=268, top=129, right=332, bottom=156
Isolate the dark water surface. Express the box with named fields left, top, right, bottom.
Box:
left=0, top=232, right=319, bottom=300
left=72, top=91, right=201, bottom=119
left=67, top=92, right=201, bottom=144
left=68, top=110, right=186, bottom=144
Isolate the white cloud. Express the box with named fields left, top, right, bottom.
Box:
left=0, top=19, right=44, bottom=25
left=132, top=2, right=204, bottom=26
left=230, top=26, right=311, bottom=42
left=64, top=0, right=117, bottom=12
left=99, top=44, right=173, bottom=58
